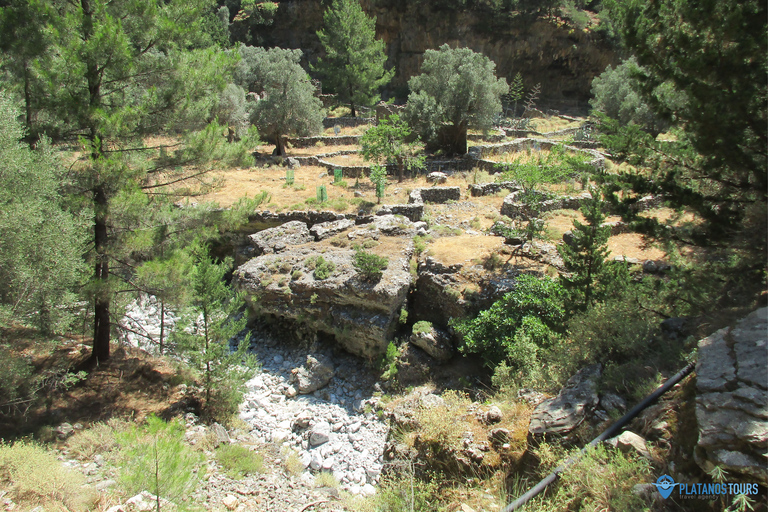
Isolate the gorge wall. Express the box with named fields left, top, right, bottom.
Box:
left=232, top=0, right=617, bottom=109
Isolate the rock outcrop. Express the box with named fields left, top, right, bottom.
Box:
left=528, top=364, right=602, bottom=438
left=233, top=216, right=415, bottom=358
left=695, top=307, right=768, bottom=484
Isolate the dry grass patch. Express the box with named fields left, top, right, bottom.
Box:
left=529, top=117, right=582, bottom=134
left=426, top=235, right=505, bottom=267
left=607, top=233, right=666, bottom=260
left=322, top=153, right=369, bottom=166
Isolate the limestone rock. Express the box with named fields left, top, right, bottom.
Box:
left=291, top=355, right=335, bottom=394
left=607, top=431, right=651, bottom=459
left=485, top=405, right=503, bottom=424
left=426, top=171, right=448, bottom=184
left=309, top=422, right=331, bottom=447
left=695, top=307, right=768, bottom=484
left=234, top=237, right=414, bottom=358
left=55, top=422, right=74, bottom=440
left=285, top=157, right=300, bottom=169
left=210, top=423, right=230, bottom=447
left=310, top=218, right=355, bottom=241
left=409, top=326, right=453, bottom=362
left=245, top=221, right=312, bottom=257
left=529, top=364, right=602, bottom=437
left=222, top=495, right=238, bottom=510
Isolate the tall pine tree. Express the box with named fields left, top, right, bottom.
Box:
left=558, top=188, right=611, bottom=312
left=313, top=0, right=393, bottom=117
left=10, top=0, right=239, bottom=362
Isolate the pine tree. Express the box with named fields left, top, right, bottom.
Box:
left=9, top=0, right=239, bottom=362
left=558, top=188, right=611, bottom=312
left=0, top=92, right=87, bottom=332
left=313, top=0, right=393, bottom=117
left=172, top=243, right=257, bottom=421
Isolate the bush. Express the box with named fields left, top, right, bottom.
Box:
left=116, top=416, right=203, bottom=510
left=412, top=320, right=432, bottom=335
left=453, top=275, right=565, bottom=372
left=530, top=443, right=652, bottom=512
left=0, top=441, right=98, bottom=511
left=216, top=444, right=264, bottom=479
left=380, top=340, right=399, bottom=381
left=67, top=418, right=127, bottom=460
left=307, top=255, right=336, bottom=280
left=353, top=249, right=388, bottom=280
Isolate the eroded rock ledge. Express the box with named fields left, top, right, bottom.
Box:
left=233, top=216, right=415, bottom=359
left=695, top=307, right=768, bottom=484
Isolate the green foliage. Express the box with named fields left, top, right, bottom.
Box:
left=360, top=114, right=425, bottom=182
left=600, top=0, right=766, bottom=266
left=353, top=248, right=389, bottom=280
left=590, top=57, right=682, bottom=136
left=497, top=144, right=592, bottom=198
left=369, top=164, right=388, bottom=203
left=370, top=470, right=442, bottom=512
left=405, top=44, right=509, bottom=154
left=172, top=242, right=257, bottom=422
left=0, top=93, right=87, bottom=332
left=504, top=71, right=525, bottom=117
left=306, top=255, right=336, bottom=280
left=557, top=188, right=612, bottom=311
left=528, top=444, right=652, bottom=512
left=454, top=275, right=564, bottom=371
left=116, top=416, right=203, bottom=510
left=216, top=444, right=264, bottom=479
left=237, top=46, right=323, bottom=155
left=0, top=441, right=98, bottom=511
left=380, top=340, right=399, bottom=381
left=313, top=0, right=393, bottom=116
left=412, top=320, right=433, bottom=335
left=0, top=344, right=33, bottom=408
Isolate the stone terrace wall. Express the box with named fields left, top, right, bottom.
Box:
left=408, top=187, right=461, bottom=204
left=286, top=135, right=362, bottom=148
left=322, top=117, right=375, bottom=129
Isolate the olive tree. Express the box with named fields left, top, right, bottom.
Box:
left=404, top=45, right=508, bottom=155
left=236, top=46, right=323, bottom=155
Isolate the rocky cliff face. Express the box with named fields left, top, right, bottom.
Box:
left=233, top=217, right=415, bottom=359
left=235, top=0, right=616, bottom=107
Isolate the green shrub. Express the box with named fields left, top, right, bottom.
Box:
left=412, top=320, right=432, bottom=335
left=529, top=444, right=652, bottom=512
left=216, top=444, right=264, bottom=479
left=370, top=470, right=442, bottom=512
left=353, top=249, right=388, bottom=280
left=0, top=441, right=98, bottom=511
left=67, top=418, right=127, bottom=460
left=306, top=255, right=336, bottom=280
left=453, top=275, right=564, bottom=372
left=116, top=416, right=202, bottom=510
left=380, top=340, right=399, bottom=381
left=0, top=344, right=33, bottom=407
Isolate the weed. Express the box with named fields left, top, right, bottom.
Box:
left=67, top=418, right=127, bottom=459
left=412, top=321, right=432, bottom=335
left=315, top=471, right=340, bottom=488
left=292, top=270, right=304, bottom=280
left=380, top=340, right=400, bottom=381
left=306, top=255, right=336, bottom=280
left=353, top=248, right=389, bottom=281
left=216, top=444, right=265, bottom=479
left=310, top=293, right=319, bottom=304
left=398, top=308, right=408, bottom=324
left=284, top=449, right=304, bottom=476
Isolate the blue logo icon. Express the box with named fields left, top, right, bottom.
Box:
left=654, top=475, right=678, bottom=499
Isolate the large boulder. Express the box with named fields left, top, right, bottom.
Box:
left=529, top=364, right=602, bottom=438
left=290, top=355, right=335, bottom=394
left=695, top=307, right=768, bottom=484
left=243, top=221, right=312, bottom=258
left=234, top=230, right=414, bottom=358
left=409, top=325, right=453, bottom=362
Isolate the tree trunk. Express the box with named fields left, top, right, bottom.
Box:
left=437, top=122, right=468, bottom=155
left=275, top=134, right=286, bottom=156
left=397, top=157, right=404, bottom=183
left=350, top=103, right=356, bottom=117
left=92, top=185, right=110, bottom=362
